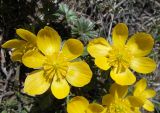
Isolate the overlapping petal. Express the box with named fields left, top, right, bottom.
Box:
left=37, top=26, right=61, bottom=56
left=110, top=68, right=136, bottom=85
left=143, top=100, right=154, bottom=111
left=86, top=103, right=104, bottom=113
left=126, top=33, right=154, bottom=56
left=66, top=61, right=92, bottom=87
left=130, top=57, right=156, bottom=74
left=2, top=39, right=26, bottom=48
left=102, top=94, right=114, bottom=106
left=51, top=76, right=70, bottom=99
left=16, top=29, right=36, bottom=45
left=109, top=83, right=128, bottom=98
left=134, top=78, right=147, bottom=96
left=87, top=37, right=111, bottom=57
left=22, top=50, right=45, bottom=68
left=11, top=49, right=23, bottom=61
left=112, top=23, right=128, bottom=46
left=62, top=39, right=84, bottom=60
left=23, top=70, right=50, bottom=96
left=95, top=57, right=110, bottom=70
left=67, top=96, right=89, bottom=113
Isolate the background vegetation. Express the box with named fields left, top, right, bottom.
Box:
left=0, top=0, right=160, bottom=113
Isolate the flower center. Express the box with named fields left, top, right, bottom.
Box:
left=108, top=46, right=132, bottom=72
left=43, top=53, right=68, bottom=82
left=107, top=99, right=130, bottom=113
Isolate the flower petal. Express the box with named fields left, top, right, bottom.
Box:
left=2, top=39, right=26, bottom=48
left=95, top=57, right=111, bottom=70
left=11, top=49, right=23, bottom=62
left=86, top=103, right=104, bottom=113
left=112, top=23, right=128, bottom=46
left=126, top=33, right=154, bottom=56
left=37, top=26, right=61, bottom=56
left=62, top=39, right=84, bottom=60
left=22, top=50, right=45, bottom=68
left=23, top=70, right=50, bottom=96
left=130, top=57, right=156, bottom=74
left=142, top=89, right=156, bottom=99
left=67, top=96, right=89, bottom=113
left=87, top=37, right=111, bottom=57
left=51, top=77, right=70, bottom=99
left=143, top=100, right=154, bottom=111
left=66, top=61, right=92, bottom=87
left=127, top=96, right=145, bottom=107
left=110, top=68, right=136, bottom=85
left=16, top=29, right=36, bottom=44
left=102, top=94, right=114, bottom=106
left=134, top=78, right=147, bottom=96
left=109, top=83, right=128, bottom=98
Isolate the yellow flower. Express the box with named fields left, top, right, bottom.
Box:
left=102, top=83, right=135, bottom=113
left=129, top=78, right=156, bottom=112
left=2, top=29, right=37, bottom=62
left=22, top=26, right=92, bottom=99
left=67, top=96, right=104, bottom=113
left=87, top=23, right=156, bottom=85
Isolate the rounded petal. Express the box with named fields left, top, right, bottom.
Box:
left=127, top=96, right=145, bottom=107
left=134, top=78, right=147, bottom=96
left=102, top=94, right=114, bottom=106
left=67, top=96, right=89, bottom=113
left=143, top=100, right=154, bottom=112
left=2, top=39, right=26, bottom=48
left=130, top=57, right=156, bottom=74
left=37, top=26, right=61, bottom=56
left=142, top=89, right=156, bottom=99
left=109, top=83, right=128, bottom=98
left=23, top=70, right=50, bottom=96
left=126, top=33, right=154, bottom=56
left=95, top=57, right=111, bottom=70
left=16, top=29, right=36, bottom=44
left=66, top=61, right=92, bottom=87
left=87, top=37, right=111, bottom=57
left=51, top=77, right=70, bottom=99
left=86, top=103, right=104, bottom=113
left=62, top=39, right=84, bottom=60
left=22, top=50, right=45, bottom=68
left=110, top=68, right=136, bottom=85
left=112, top=23, right=128, bottom=46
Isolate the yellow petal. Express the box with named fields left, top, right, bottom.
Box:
left=110, top=68, right=136, bottom=85
left=86, top=103, right=104, bottom=113
left=102, top=94, right=114, bottom=106
left=130, top=57, right=156, bottom=74
left=142, top=89, right=156, bottom=99
left=134, top=78, right=147, bottom=96
left=67, top=96, right=89, bottom=113
left=143, top=100, right=154, bottom=111
left=62, top=39, right=84, bottom=60
left=112, top=23, right=128, bottom=46
left=22, top=50, right=45, bottom=68
left=126, top=33, right=154, bottom=56
left=127, top=96, right=145, bottom=107
left=16, top=29, right=36, bottom=44
left=109, top=83, right=128, bottom=98
left=95, top=57, right=111, bottom=70
left=37, top=26, right=61, bottom=56
left=23, top=70, right=50, bottom=96
left=51, top=77, right=70, bottom=99
left=87, top=37, right=111, bottom=57
left=2, top=39, right=26, bottom=48
left=66, top=61, right=92, bottom=87
left=11, top=49, right=23, bottom=62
